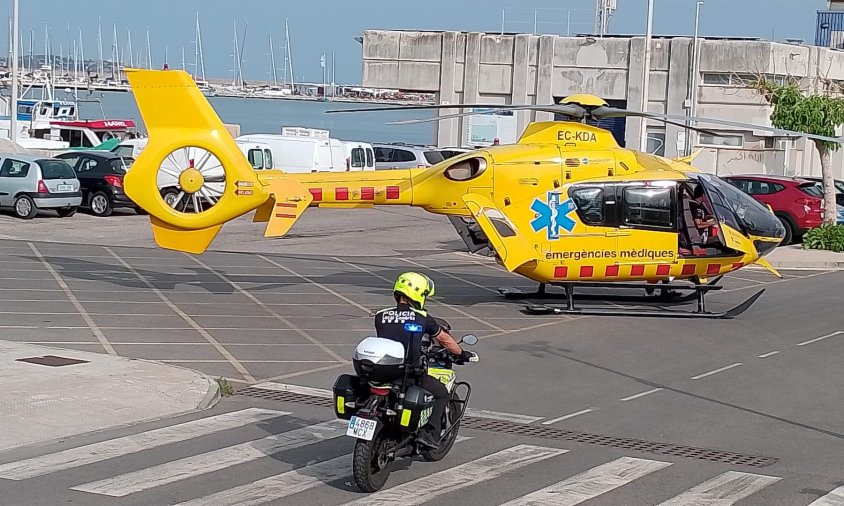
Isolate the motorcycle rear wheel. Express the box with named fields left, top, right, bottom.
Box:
left=421, top=395, right=462, bottom=462
left=353, top=431, right=393, bottom=492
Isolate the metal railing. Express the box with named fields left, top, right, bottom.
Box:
left=500, top=7, right=600, bottom=36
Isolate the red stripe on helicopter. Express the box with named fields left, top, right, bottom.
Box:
left=631, top=265, right=645, bottom=276
left=682, top=264, right=696, bottom=276
left=605, top=265, right=619, bottom=277
left=554, top=266, right=568, bottom=278
left=275, top=213, right=297, bottom=219
left=731, top=262, right=744, bottom=270
left=580, top=266, right=594, bottom=277
left=707, top=264, right=721, bottom=275
left=335, top=187, right=349, bottom=200
left=386, top=186, right=400, bottom=199
left=656, top=264, right=671, bottom=276
left=309, top=188, right=323, bottom=201
left=276, top=203, right=297, bottom=208
left=361, top=187, right=375, bottom=200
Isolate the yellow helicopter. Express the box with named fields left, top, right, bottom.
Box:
left=121, top=69, right=842, bottom=318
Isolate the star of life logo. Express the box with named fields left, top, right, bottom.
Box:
left=530, top=191, right=577, bottom=240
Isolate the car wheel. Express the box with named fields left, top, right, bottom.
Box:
left=13, top=195, right=37, bottom=219
left=90, top=191, right=113, bottom=217
left=161, top=188, right=180, bottom=208
left=777, top=216, right=793, bottom=245
left=57, top=206, right=77, bottom=218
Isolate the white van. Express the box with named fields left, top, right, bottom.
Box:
left=343, top=141, right=375, bottom=171
left=237, top=131, right=347, bottom=173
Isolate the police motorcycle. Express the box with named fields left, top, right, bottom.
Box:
left=332, top=318, right=479, bottom=492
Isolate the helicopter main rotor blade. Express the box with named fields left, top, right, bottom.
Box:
left=326, top=102, right=587, bottom=118
left=385, top=105, right=584, bottom=125
left=591, top=106, right=844, bottom=144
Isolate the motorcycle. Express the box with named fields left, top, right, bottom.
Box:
left=331, top=318, right=479, bottom=492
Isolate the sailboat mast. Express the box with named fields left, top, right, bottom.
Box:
left=285, top=18, right=294, bottom=91
left=181, top=45, right=185, bottom=71
left=10, top=0, right=18, bottom=143
left=232, top=21, right=237, bottom=87
left=127, top=28, right=132, bottom=68
left=78, top=28, right=84, bottom=76
left=96, top=17, right=103, bottom=76
left=195, top=12, right=206, bottom=82
left=27, top=27, right=32, bottom=74
left=111, top=22, right=118, bottom=80
left=145, top=27, right=151, bottom=69
left=238, top=23, right=246, bottom=87
left=269, top=35, right=277, bottom=87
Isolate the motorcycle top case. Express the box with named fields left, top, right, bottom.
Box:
left=399, top=385, right=435, bottom=433
left=332, top=374, right=365, bottom=420
left=352, top=337, right=406, bottom=383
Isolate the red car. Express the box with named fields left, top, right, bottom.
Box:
left=723, top=174, right=823, bottom=245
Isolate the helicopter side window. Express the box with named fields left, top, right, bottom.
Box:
left=622, top=186, right=675, bottom=230
left=570, top=187, right=604, bottom=225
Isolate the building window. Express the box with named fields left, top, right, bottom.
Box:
left=646, top=130, right=666, bottom=156
left=698, top=133, right=743, bottom=148
left=700, top=73, right=787, bottom=87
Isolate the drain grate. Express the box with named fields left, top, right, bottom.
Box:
left=16, top=355, right=89, bottom=367
left=238, top=386, right=778, bottom=468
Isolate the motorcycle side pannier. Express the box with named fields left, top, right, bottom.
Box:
left=333, top=374, right=365, bottom=420
left=398, top=385, right=435, bottom=433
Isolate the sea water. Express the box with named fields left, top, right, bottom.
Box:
left=74, top=91, right=438, bottom=145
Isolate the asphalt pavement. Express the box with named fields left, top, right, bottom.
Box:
left=0, top=208, right=842, bottom=505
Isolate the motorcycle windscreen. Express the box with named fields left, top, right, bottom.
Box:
left=462, top=193, right=537, bottom=272
left=696, top=173, right=782, bottom=256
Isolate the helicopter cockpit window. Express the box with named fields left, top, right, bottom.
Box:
left=570, top=187, right=604, bottom=225
left=622, top=187, right=674, bottom=229
left=443, top=157, right=487, bottom=182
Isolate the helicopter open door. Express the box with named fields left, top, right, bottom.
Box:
left=462, top=194, right=538, bottom=272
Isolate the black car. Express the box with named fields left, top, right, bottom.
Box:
left=54, top=151, right=143, bottom=216
left=799, top=176, right=844, bottom=206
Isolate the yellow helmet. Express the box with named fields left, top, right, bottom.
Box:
left=393, top=272, right=435, bottom=309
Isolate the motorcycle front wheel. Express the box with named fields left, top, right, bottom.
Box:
left=421, top=394, right=462, bottom=462
left=353, top=430, right=393, bottom=492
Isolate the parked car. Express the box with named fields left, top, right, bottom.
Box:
left=438, top=147, right=474, bottom=159
left=372, top=142, right=445, bottom=169
left=797, top=176, right=844, bottom=206
left=723, top=174, right=828, bottom=244
left=54, top=150, right=140, bottom=217
left=0, top=154, right=81, bottom=219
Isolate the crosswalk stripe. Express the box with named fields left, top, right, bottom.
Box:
left=499, top=456, right=672, bottom=505
left=0, top=408, right=288, bottom=480
left=340, top=444, right=568, bottom=506
left=808, top=486, right=844, bottom=505
left=70, top=419, right=348, bottom=497
left=175, top=436, right=474, bottom=506
left=655, top=470, right=781, bottom=505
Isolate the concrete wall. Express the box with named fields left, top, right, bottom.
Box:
left=361, top=29, right=844, bottom=178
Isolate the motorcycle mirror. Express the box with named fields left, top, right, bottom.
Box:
left=461, top=334, right=479, bottom=345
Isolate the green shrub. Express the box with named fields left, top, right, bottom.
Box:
left=803, top=224, right=844, bottom=252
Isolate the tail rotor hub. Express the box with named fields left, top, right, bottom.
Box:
left=178, top=167, right=205, bottom=194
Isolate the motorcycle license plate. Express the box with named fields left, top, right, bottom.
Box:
left=346, top=416, right=377, bottom=441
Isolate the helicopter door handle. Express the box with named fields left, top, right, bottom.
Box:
left=518, top=178, right=539, bottom=185
left=606, top=230, right=632, bottom=237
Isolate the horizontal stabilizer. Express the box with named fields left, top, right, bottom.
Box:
left=674, top=147, right=704, bottom=165
left=462, top=193, right=537, bottom=272
left=150, top=216, right=222, bottom=254
left=253, top=176, right=315, bottom=237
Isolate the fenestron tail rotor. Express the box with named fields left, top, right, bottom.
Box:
left=123, top=69, right=310, bottom=254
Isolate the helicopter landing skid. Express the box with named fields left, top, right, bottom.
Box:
left=499, top=276, right=724, bottom=304
left=518, top=279, right=763, bottom=319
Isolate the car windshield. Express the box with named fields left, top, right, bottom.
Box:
left=38, top=159, right=76, bottom=179
left=110, top=158, right=134, bottom=173
left=424, top=150, right=445, bottom=164
left=696, top=173, right=785, bottom=239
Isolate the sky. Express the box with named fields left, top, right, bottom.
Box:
left=0, top=0, right=831, bottom=84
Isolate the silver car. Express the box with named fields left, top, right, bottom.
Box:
left=0, top=154, right=82, bottom=218
left=372, top=143, right=445, bottom=170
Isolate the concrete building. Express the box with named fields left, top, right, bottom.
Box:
left=359, top=29, right=844, bottom=178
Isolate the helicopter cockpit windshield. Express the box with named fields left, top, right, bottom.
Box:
left=695, top=173, right=786, bottom=242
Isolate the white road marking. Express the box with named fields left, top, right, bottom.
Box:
left=105, top=248, right=255, bottom=382
left=340, top=444, right=567, bottom=506
left=655, top=470, right=781, bottom=505
left=188, top=255, right=348, bottom=364
left=620, top=388, right=664, bottom=401
left=691, top=363, right=743, bottom=380
left=0, top=408, right=287, bottom=480
left=251, top=382, right=333, bottom=398
left=808, top=486, right=844, bottom=505
left=501, top=456, right=672, bottom=505
left=174, top=436, right=473, bottom=506
left=758, top=351, right=780, bottom=358
left=465, top=409, right=544, bottom=424
left=28, top=242, right=116, bottom=355
left=541, top=409, right=595, bottom=425
left=70, top=420, right=347, bottom=497
left=797, top=331, right=844, bottom=347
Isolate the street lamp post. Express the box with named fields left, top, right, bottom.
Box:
left=687, top=1, right=704, bottom=156
left=639, top=0, right=655, bottom=152
left=10, top=0, right=19, bottom=143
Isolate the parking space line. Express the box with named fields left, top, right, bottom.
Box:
left=106, top=247, right=255, bottom=383
left=28, top=242, right=116, bottom=355
left=691, top=363, right=742, bottom=380
left=260, top=363, right=350, bottom=382
left=334, top=257, right=505, bottom=332
left=758, top=351, right=780, bottom=358
left=187, top=255, right=348, bottom=365
left=796, top=331, right=844, bottom=347
left=399, top=257, right=501, bottom=295
left=620, top=388, right=664, bottom=401
left=721, top=270, right=830, bottom=294
left=257, top=255, right=371, bottom=314
left=541, top=409, right=595, bottom=425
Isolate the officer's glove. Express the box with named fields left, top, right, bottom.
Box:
left=459, top=350, right=479, bottom=364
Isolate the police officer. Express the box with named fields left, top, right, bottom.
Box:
left=374, top=272, right=475, bottom=449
